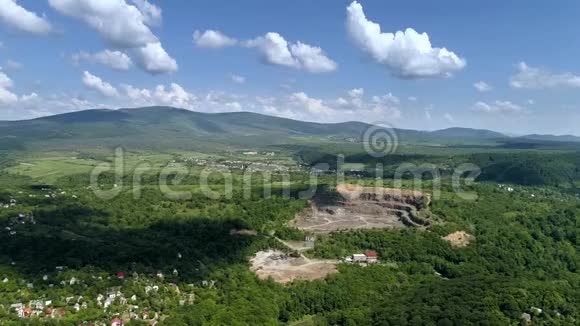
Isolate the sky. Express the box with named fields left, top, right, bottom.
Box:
left=1, top=0, right=580, bottom=135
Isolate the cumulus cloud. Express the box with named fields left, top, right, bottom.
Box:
left=134, top=42, right=178, bottom=74
left=472, top=100, right=526, bottom=114
left=245, top=33, right=296, bottom=67
left=510, top=62, right=580, bottom=89
left=473, top=81, right=492, bottom=92
left=346, top=1, right=465, bottom=79
left=73, top=50, right=133, bottom=71
left=290, top=92, right=333, bottom=116
left=49, top=0, right=157, bottom=48
left=348, top=88, right=364, bottom=98
left=0, top=68, right=43, bottom=111
left=49, top=0, right=177, bottom=75
left=224, top=101, right=242, bottom=111
left=289, top=42, right=338, bottom=73
left=193, top=30, right=237, bottom=48
left=0, top=0, right=52, bottom=34
left=230, top=74, right=246, bottom=84
left=122, top=83, right=196, bottom=109
left=335, top=88, right=400, bottom=116
left=0, top=68, right=18, bottom=104
left=82, top=71, right=119, bottom=97
left=1, top=91, right=107, bottom=119
left=245, top=33, right=337, bottom=73
left=130, top=0, right=161, bottom=26
left=259, top=89, right=401, bottom=123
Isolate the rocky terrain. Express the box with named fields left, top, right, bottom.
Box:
left=292, top=184, right=433, bottom=233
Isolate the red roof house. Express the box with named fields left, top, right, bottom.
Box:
left=365, top=251, right=378, bottom=263
left=111, top=317, right=123, bottom=326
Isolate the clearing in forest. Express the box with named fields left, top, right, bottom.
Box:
left=249, top=250, right=338, bottom=284
left=442, top=231, right=474, bottom=247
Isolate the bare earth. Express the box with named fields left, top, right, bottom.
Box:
left=291, top=184, right=431, bottom=233
left=442, top=231, right=474, bottom=247
left=250, top=250, right=338, bottom=284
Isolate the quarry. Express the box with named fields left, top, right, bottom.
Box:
left=291, top=184, right=433, bottom=234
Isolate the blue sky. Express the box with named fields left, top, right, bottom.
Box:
left=1, top=0, right=580, bottom=135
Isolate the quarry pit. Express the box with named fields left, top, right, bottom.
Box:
left=291, top=184, right=433, bottom=233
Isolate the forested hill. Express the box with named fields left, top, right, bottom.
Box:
left=0, top=106, right=507, bottom=151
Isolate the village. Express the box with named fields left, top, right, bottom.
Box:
left=2, top=267, right=198, bottom=325
left=173, top=151, right=302, bottom=174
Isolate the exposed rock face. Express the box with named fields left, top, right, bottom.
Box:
left=292, top=184, right=432, bottom=233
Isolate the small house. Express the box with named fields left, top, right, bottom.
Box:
left=352, top=254, right=367, bottom=262
left=111, top=317, right=124, bottom=326
left=365, top=251, right=378, bottom=263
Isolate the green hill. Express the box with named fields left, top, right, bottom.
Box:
left=0, top=106, right=509, bottom=152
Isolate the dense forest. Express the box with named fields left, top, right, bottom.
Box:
left=298, top=147, right=580, bottom=187
left=0, top=162, right=578, bottom=325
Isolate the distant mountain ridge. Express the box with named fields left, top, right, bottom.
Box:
left=0, top=106, right=574, bottom=152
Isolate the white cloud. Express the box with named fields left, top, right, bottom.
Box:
left=130, top=0, right=161, bottom=26
left=225, top=101, right=242, bottom=111
left=82, top=71, right=119, bottom=97
left=444, top=113, right=454, bottom=123
left=408, top=96, right=417, bottom=102
left=0, top=68, right=18, bottom=104
left=348, top=88, right=364, bottom=98
left=73, top=50, right=132, bottom=71
left=245, top=32, right=337, bottom=73
left=0, top=0, right=52, bottom=34
left=49, top=0, right=157, bottom=48
left=472, top=100, right=526, bottom=114
left=3, top=92, right=105, bottom=119
left=528, top=99, right=535, bottom=105
left=262, top=89, right=401, bottom=122
left=473, top=81, right=492, bottom=92
left=290, top=92, right=333, bottom=116
left=0, top=68, right=49, bottom=112
left=424, top=106, right=432, bottom=120
left=335, top=89, right=400, bottom=117
left=122, top=83, right=196, bottom=109
left=289, top=42, right=337, bottom=73
left=230, top=74, right=246, bottom=84
left=346, top=1, right=465, bottom=79
left=193, top=30, right=237, bottom=48
left=49, top=0, right=177, bottom=75
left=372, top=93, right=400, bottom=106
left=134, top=42, right=178, bottom=74
left=245, top=32, right=297, bottom=67
left=510, top=62, right=580, bottom=89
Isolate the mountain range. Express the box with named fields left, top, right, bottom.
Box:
left=0, top=107, right=578, bottom=152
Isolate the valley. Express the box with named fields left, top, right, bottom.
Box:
left=0, top=108, right=578, bottom=325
